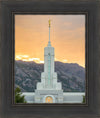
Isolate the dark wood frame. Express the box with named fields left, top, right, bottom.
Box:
left=0, top=0, right=100, bottom=118
left=12, top=10, right=88, bottom=107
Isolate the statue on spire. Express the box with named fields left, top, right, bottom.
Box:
left=49, top=19, right=51, bottom=27
left=48, top=19, right=51, bottom=46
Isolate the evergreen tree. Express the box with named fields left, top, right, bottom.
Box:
left=15, top=86, right=27, bottom=103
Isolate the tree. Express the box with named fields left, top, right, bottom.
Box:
left=15, top=86, right=27, bottom=103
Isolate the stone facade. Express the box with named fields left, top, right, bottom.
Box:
left=35, top=90, right=63, bottom=103
left=22, top=92, right=85, bottom=103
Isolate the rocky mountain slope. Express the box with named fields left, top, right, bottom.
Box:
left=15, top=60, right=85, bottom=92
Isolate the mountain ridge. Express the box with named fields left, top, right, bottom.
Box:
left=15, top=60, right=85, bottom=92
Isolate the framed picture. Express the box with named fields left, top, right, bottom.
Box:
left=0, top=0, right=100, bottom=118
left=14, top=14, right=86, bottom=105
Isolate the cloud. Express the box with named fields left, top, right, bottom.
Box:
left=62, top=59, right=68, bottom=63
left=15, top=55, right=44, bottom=63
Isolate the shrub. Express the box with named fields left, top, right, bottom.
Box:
left=82, top=95, right=85, bottom=103
left=15, top=86, right=27, bottom=103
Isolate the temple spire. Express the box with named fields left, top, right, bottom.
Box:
left=48, top=19, right=51, bottom=46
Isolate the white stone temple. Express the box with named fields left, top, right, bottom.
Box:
left=22, top=20, right=85, bottom=103
left=35, top=20, right=63, bottom=103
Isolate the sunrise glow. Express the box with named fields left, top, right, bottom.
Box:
left=15, top=15, right=85, bottom=67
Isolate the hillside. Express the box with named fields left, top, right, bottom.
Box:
left=15, top=60, right=85, bottom=92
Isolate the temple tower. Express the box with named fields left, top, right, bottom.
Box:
left=35, top=20, right=63, bottom=103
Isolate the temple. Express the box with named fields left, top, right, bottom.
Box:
left=35, top=20, right=63, bottom=103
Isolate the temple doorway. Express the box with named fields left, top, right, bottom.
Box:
left=45, top=96, right=53, bottom=103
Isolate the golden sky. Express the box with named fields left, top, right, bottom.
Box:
left=15, top=15, right=85, bottom=67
